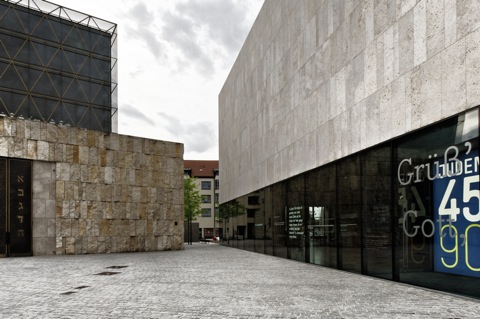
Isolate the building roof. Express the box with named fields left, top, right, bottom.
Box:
left=184, top=160, right=218, bottom=178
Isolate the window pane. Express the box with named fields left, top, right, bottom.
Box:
left=394, top=107, right=480, bottom=298
left=306, top=164, right=337, bottom=268
left=362, top=146, right=392, bottom=279
left=338, top=156, right=362, bottom=273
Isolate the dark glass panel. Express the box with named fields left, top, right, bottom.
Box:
left=337, top=156, right=362, bottom=273
left=93, top=84, right=111, bottom=107
left=271, top=183, right=287, bottom=259
left=394, top=107, right=480, bottom=298
left=362, top=146, right=393, bottom=279
left=81, top=56, right=96, bottom=78
left=27, top=68, right=43, bottom=92
left=63, top=77, right=85, bottom=103
left=92, top=33, right=111, bottom=57
left=0, top=2, right=7, bottom=17
left=263, top=186, right=274, bottom=256
left=78, top=108, right=98, bottom=131
left=0, top=61, right=7, bottom=80
left=88, top=30, right=102, bottom=52
left=45, top=46, right=63, bottom=71
left=0, top=63, right=27, bottom=90
left=305, top=163, right=337, bottom=268
left=78, top=27, right=92, bottom=51
left=79, top=79, right=95, bottom=103
left=63, top=50, right=87, bottom=75
left=0, top=2, right=113, bottom=133
left=287, top=175, right=305, bottom=262
left=60, top=104, right=75, bottom=126
left=0, top=90, right=14, bottom=114
left=92, top=58, right=111, bottom=81
left=30, top=96, right=58, bottom=122
left=31, top=15, right=58, bottom=43
left=61, top=102, right=79, bottom=127
left=63, top=26, right=87, bottom=51
left=49, top=72, right=62, bottom=98
left=0, top=34, right=26, bottom=61
left=0, top=5, right=25, bottom=33
left=31, top=43, right=61, bottom=70
left=71, top=102, right=88, bottom=127
left=31, top=71, right=60, bottom=98
left=92, top=107, right=111, bottom=132
left=254, top=190, right=265, bottom=253
left=26, top=9, right=42, bottom=34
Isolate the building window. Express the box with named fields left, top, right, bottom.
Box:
left=247, top=209, right=256, bottom=218
left=214, top=193, right=219, bottom=204
left=248, top=196, right=259, bottom=205
left=215, top=180, right=220, bottom=189
left=201, top=181, right=211, bottom=190
left=202, top=195, right=211, bottom=203
left=204, top=228, right=213, bottom=238
left=202, top=208, right=211, bottom=217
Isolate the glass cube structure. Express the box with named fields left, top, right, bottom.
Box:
left=0, top=0, right=118, bottom=132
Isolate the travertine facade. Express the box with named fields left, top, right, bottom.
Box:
left=0, top=117, right=184, bottom=255
left=219, top=0, right=480, bottom=202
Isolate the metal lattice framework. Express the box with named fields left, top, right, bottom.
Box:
left=0, top=0, right=118, bottom=132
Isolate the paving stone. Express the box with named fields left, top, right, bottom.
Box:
left=0, top=244, right=479, bottom=318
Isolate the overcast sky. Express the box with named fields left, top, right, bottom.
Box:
left=55, top=0, right=264, bottom=160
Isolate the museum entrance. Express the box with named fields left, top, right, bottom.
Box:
left=0, top=158, right=32, bottom=257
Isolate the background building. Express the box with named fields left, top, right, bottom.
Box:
left=219, top=0, right=480, bottom=298
left=0, top=0, right=183, bottom=257
left=184, top=160, right=221, bottom=240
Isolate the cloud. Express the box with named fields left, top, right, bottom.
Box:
left=160, top=0, right=254, bottom=75
left=124, top=2, right=164, bottom=59
left=176, top=0, right=251, bottom=54
left=122, top=103, right=156, bottom=126
left=161, top=10, right=214, bottom=75
left=158, top=112, right=216, bottom=154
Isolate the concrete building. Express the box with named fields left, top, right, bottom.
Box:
left=0, top=0, right=184, bottom=256
left=219, top=0, right=480, bottom=299
left=184, top=160, right=221, bottom=239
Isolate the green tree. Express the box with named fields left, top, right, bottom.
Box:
left=217, top=200, right=245, bottom=221
left=184, top=176, right=202, bottom=221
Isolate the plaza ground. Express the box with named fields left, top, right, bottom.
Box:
left=1, top=243, right=479, bottom=318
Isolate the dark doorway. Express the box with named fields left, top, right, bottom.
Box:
left=0, top=158, right=32, bottom=257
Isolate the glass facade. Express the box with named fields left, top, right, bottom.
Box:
left=221, top=107, right=480, bottom=299
left=0, top=0, right=117, bottom=132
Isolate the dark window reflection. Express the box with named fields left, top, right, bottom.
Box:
left=337, top=157, right=362, bottom=273
left=306, top=164, right=337, bottom=268
left=220, top=107, right=480, bottom=299
left=362, top=147, right=392, bottom=279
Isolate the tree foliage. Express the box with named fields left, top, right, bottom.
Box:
left=184, top=176, right=202, bottom=221
left=217, top=200, right=245, bottom=221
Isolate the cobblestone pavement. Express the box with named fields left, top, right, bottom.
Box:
left=1, top=243, right=479, bottom=319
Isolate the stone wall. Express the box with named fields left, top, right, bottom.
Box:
left=219, top=0, right=480, bottom=203
left=0, top=117, right=184, bottom=255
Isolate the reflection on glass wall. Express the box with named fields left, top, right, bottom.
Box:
left=362, top=147, right=392, bottom=279
left=306, top=164, right=337, bottom=268
left=254, top=190, right=266, bottom=254
left=338, top=157, right=362, bottom=273
left=287, top=176, right=306, bottom=262
left=271, top=183, right=287, bottom=259
left=0, top=1, right=117, bottom=132
left=221, top=107, right=479, bottom=299
left=394, top=108, right=479, bottom=296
